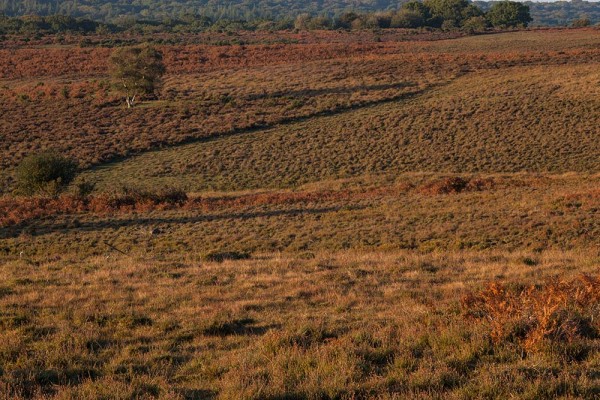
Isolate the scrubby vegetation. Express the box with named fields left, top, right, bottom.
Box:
left=15, top=151, right=77, bottom=195
left=0, top=23, right=599, bottom=400
left=2, top=174, right=599, bottom=257
left=463, top=274, right=600, bottom=354
left=3, top=29, right=600, bottom=193
left=0, top=250, right=598, bottom=398
left=77, top=62, right=600, bottom=192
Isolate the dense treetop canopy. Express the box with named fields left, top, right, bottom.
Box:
left=486, top=1, right=533, bottom=27
left=0, top=0, right=599, bottom=26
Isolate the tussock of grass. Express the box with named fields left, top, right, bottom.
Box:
left=0, top=250, right=597, bottom=398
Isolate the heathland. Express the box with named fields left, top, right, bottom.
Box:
left=0, top=28, right=599, bottom=399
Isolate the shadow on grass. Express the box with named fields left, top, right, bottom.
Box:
left=2, top=205, right=365, bottom=239
left=202, top=318, right=280, bottom=337
left=179, top=389, right=218, bottom=400
left=83, top=79, right=457, bottom=175
left=244, top=82, right=416, bottom=101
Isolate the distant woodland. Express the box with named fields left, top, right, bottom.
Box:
left=0, top=0, right=599, bottom=27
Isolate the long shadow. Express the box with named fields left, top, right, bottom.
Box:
left=243, top=82, right=414, bottom=101
left=179, top=389, right=217, bottom=400
left=86, top=77, right=461, bottom=172
left=202, top=318, right=280, bottom=337
left=2, top=205, right=366, bottom=239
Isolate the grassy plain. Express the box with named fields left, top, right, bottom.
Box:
left=0, top=28, right=599, bottom=399
left=1, top=173, right=600, bottom=257
left=1, top=250, right=599, bottom=399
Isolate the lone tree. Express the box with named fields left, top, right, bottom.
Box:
left=109, top=44, right=166, bottom=108
left=487, top=1, right=532, bottom=28
left=16, top=151, right=78, bottom=196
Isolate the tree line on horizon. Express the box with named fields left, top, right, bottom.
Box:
left=293, top=0, right=533, bottom=31
left=0, top=0, right=538, bottom=36
left=0, top=0, right=599, bottom=27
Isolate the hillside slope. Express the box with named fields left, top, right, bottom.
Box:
left=2, top=29, right=600, bottom=193
left=84, top=63, right=600, bottom=192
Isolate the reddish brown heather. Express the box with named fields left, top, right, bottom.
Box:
left=0, top=173, right=536, bottom=228
left=2, top=29, right=600, bottom=195
left=0, top=184, right=409, bottom=227
left=2, top=44, right=600, bottom=80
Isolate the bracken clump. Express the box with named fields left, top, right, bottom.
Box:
left=462, top=274, right=600, bottom=353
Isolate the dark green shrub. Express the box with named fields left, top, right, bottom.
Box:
left=462, top=16, right=488, bottom=32
left=391, top=10, right=425, bottom=28
left=16, top=152, right=78, bottom=195
left=487, top=1, right=532, bottom=28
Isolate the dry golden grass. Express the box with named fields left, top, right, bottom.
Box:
left=0, top=249, right=598, bottom=399
left=1, top=173, right=599, bottom=259
left=78, top=63, right=600, bottom=194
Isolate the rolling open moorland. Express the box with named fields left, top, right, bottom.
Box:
left=1, top=28, right=600, bottom=399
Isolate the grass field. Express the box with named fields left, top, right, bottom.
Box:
left=1, top=250, right=599, bottom=398
left=2, top=173, right=600, bottom=258
left=1, top=28, right=600, bottom=399
left=81, top=64, right=600, bottom=193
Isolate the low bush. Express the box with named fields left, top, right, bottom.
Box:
left=16, top=152, right=78, bottom=196
left=72, top=178, right=96, bottom=198
left=89, top=186, right=188, bottom=211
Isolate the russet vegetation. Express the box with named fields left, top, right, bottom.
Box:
left=0, top=25, right=599, bottom=399
left=2, top=29, right=600, bottom=192
left=0, top=250, right=598, bottom=398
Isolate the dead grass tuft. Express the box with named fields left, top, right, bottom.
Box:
left=462, top=274, right=600, bottom=355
